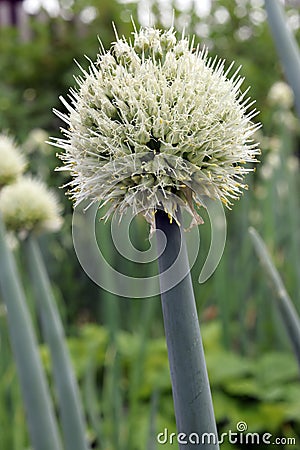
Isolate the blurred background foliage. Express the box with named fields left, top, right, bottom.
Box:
left=0, top=0, right=300, bottom=448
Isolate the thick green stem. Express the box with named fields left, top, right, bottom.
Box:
left=155, top=209, right=219, bottom=450
left=249, top=227, right=300, bottom=369
left=24, top=235, right=88, bottom=450
left=0, top=213, right=62, bottom=450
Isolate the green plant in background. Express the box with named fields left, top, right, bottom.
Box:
left=0, top=139, right=62, bottom=450
left=0, top=0, right=137, bottom=141
left=265, top=0, right=300, bottom=118
left=0, top=153, right=88, bottom=449
left=249, top=228, right=300, bottom=369
left=24, top=237, right=89, bottom=450
left=243, top=85, right=300, bottom=355
left=251, top=0, right=300, bottom=364
left=48, top=321, right=300, bottom=449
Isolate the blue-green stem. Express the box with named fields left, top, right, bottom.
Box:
left=0, top=213, right=62, bottom=450
left=265, top=0, right=300, bottom=118
left=155, top=209, right=219, bottom=450
left=249, top=227, right=300, bottom=368
left=24, top=234, right=88, bottom=450
left=96, top=216, right=121, bottom=450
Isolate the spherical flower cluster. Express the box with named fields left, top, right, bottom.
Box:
left=0, top=134, right=27, bottom=188
left=53, top=26, right=260, bottom=227
left=0, top=177, right=62, bottom=237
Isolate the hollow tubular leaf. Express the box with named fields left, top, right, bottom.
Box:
left=0, top=213, right=62, bottom=450
left=24, top=235, right=88, bottom=450
left=249, top=227, right=300, bottom=369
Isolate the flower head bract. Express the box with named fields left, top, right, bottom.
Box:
left=53, top=26, right=260, bottom=228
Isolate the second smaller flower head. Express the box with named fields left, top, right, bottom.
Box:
left=0, top=176, right=62, bottom=238
left=53, top=26, right=260, bottom=227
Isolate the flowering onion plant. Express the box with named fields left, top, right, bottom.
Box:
left=0, top=159, right=88, bottom=449
left=0, top=140, right=63, bottom=450
left=53, top=25, right=260, bottom=449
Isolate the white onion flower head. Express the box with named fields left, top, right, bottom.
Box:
left=53, top=26, right=260, bottom=228
left=0, top=176, right=62, bottom=237
left=268, top=81, right=294, bottom=109
left=0, top=134, right=27, bottom=188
